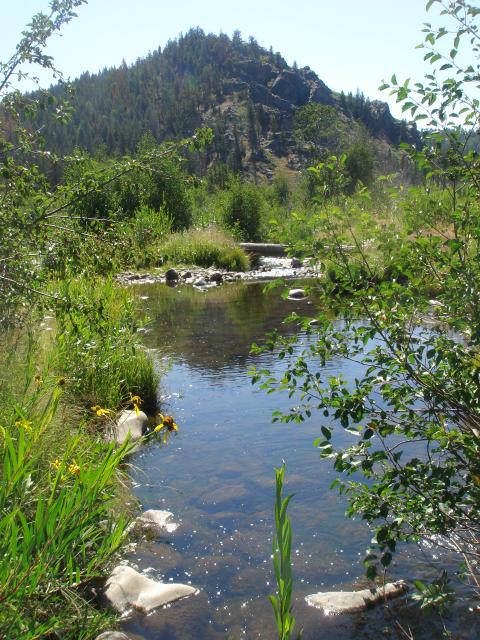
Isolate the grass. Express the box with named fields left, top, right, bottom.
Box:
left=0, top=271, right=163, bottom=638
left=0, top=332, right=137, bottom=639
left=270, top=464, right=300, bottom=640
left=54, top=276, right=158, bottom=413
left=159, top=226, right=250, bottom=271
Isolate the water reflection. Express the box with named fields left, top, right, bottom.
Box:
left=122, top=281, right=479, bottom=640
left=138, top=281, right=329, bottom=377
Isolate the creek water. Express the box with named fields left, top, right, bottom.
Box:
left=121, top=281, right=479, bottom=640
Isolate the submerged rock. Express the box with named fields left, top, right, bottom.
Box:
left=306, top=581, right=408, bottom=615
left=136, top=509, right=179, bottom=534
left=288, top=288, right=307, bottom=300
left=113, top=410, right=148, bottom=444
left=105, top=565, right=197, bottom=614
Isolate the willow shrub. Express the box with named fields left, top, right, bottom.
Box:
left=54, top=276, right=158, bottom=413
left=253, top=0, right=480, bottom=614
left=0, top=380, right=133, bottom=640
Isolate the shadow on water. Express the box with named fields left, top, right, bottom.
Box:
left=122, top=281, right=480, bottom=640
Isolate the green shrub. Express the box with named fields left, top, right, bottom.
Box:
left=159, top=226, right=250, bottom=271
left=400, top=185, right=453, bottom=234
left=190, top=184, right=229, bottom=229
left=129, top=204, right=172, bottom=249
left=224, top=181, right=263, bottom=241
left=137, top=144, right=193, bottom=230
left=344, top=143, right=374, bottom=193
left=272, top=172, right=291, bottom=206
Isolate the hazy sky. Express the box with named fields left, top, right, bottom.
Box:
left=2, top=1, right=441, bottom=118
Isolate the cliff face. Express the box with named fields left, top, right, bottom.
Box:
left=28, top=28, right=420, bottom=178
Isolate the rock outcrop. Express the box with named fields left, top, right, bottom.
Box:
left=271, top=70, right=310, bottom=106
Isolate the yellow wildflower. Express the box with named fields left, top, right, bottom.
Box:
left=162, top=415, right=178, bottom=432
left=14, top=418, right=32, bottom=432
left=154, top=414, right=178, bottom=433
left=68, top=459, right=81, bottom=477
left=91, top=405, right=112, bottom=417
left=130, top=393, right=143, bottom=415
left=51, top=458, right=62, bottom=471
left=34, top=374, right=43, bottom=386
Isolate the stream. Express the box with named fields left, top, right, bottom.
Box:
left=121, top=280, right=480, bottom=640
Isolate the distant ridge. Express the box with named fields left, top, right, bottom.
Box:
left=26, top=28, right=421, bottom=178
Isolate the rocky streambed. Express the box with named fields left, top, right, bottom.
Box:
left=116, top=256, right=321, bottom=289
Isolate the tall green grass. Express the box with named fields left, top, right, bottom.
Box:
left=0, top=273, right=161, bottom=638
left=54, top=276, right=158, bottom=413
left=270, top=464, right=301, bottom=640
left=0, top=373, right=134, bottom=639
left=159, top=226, right=250, bottom=271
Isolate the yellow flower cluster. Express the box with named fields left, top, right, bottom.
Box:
left=91, top=405, right=112, bottom=417
left=130, top=393, right=143, bottom=415
left=51, top=458, right=62, bottom=471
left=68, top=460, right=81, bottom=476
left=14, top=418, right=32, bottom=432
left=50, top=458, right=81, bottom=478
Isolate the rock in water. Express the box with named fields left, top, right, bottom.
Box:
left=165, top=268, right=179, bottom=282
left=95, top=632, right=130, bottom=640
left=291, top=257, right=303, bottom=268
left=136, top=509, right=179, bottom=533
left=113, top=410, right=148, bottom=444
left=105, top=565, right=197, bottom=614
left=306, top=581, right=408, bottom=615
left=288, top=288, right=306, bottom=299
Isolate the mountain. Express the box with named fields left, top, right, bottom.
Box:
left=30, top=28, right=421, bottom=179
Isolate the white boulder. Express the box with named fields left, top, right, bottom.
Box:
left=112, top=410, right=148, bottom=444
left=105, top=565, right=197, bottom=614
left=306, top=581, right=407, bottom=615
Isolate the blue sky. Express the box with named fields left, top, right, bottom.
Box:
left=2, top=1, right=440, bottom=118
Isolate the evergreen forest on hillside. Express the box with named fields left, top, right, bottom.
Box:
left=12, top=28, right=419, bottom=182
